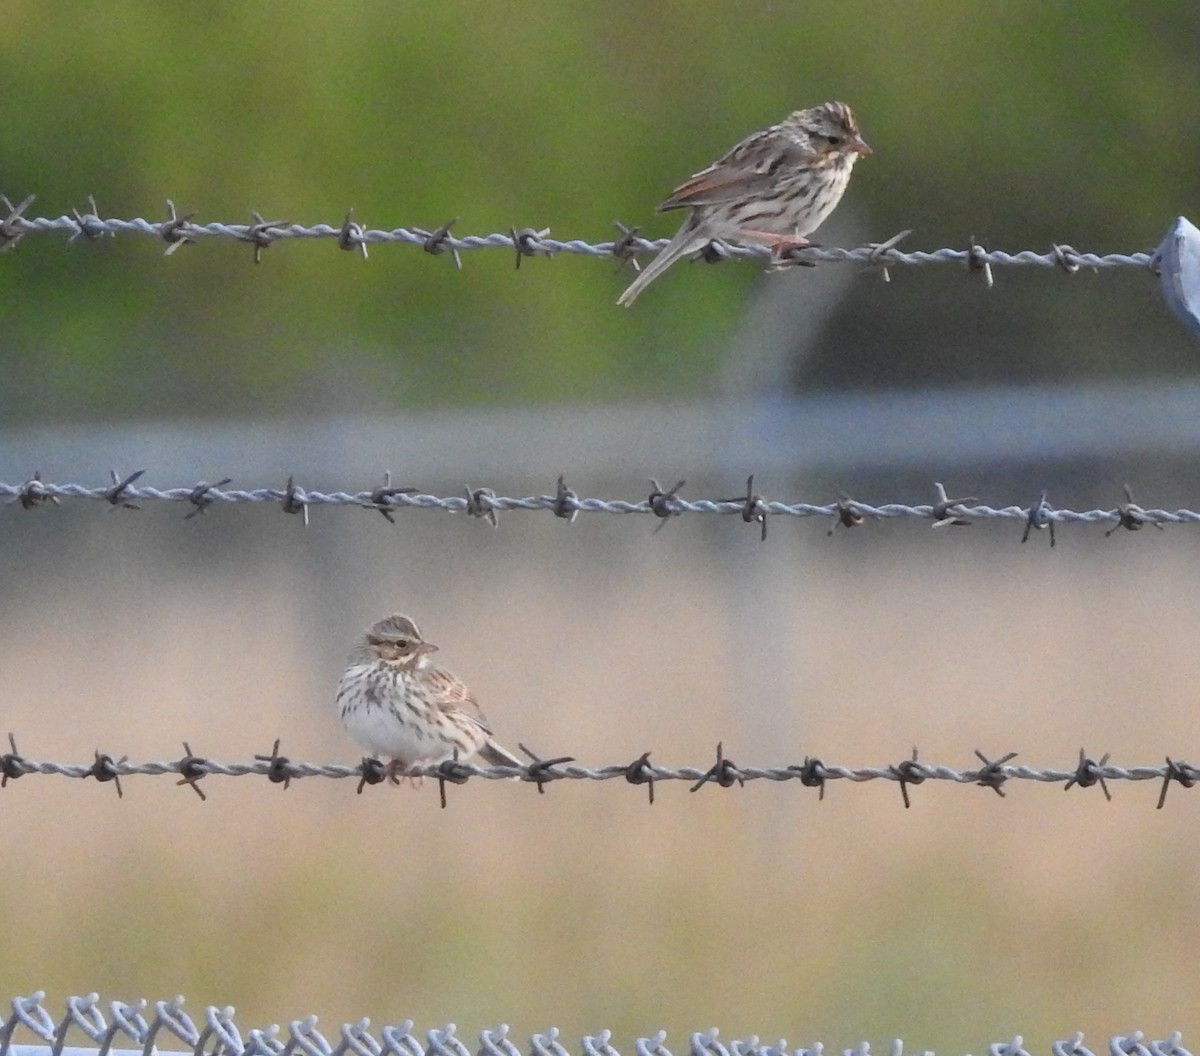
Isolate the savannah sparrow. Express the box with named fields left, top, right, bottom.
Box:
left=336, top=613, right=523, bottom=781
left=617, top=101, right=870, bottom=306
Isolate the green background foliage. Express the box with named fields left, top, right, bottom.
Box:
left=2, top=1, right=1199, bottom=423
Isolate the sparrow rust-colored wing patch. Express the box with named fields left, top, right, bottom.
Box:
left=423, top=665, right=495, bottom=735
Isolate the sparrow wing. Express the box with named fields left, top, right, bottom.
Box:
left=424, top=664, right=523, bottom=773
left=424, top=665, right=495, bottom=736
left=659, top=126, right=801, bottom=211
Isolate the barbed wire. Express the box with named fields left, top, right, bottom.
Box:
left=1, top=736, right=1196, bottom=809
left=0, top=993, right=1190, bottom=1056
left=0, top=194, right=1159, bottom=277
left=0, top=476, right=1189, bottom=541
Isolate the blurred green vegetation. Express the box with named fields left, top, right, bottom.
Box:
left=2, top=1, right=1199, bottom=422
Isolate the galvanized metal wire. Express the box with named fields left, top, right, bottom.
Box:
left=0, top=475, right=1188, bottom=540
left=0, top=992, right=1190, bottom=1056
left=1, top=737, right=1195, bottom=808
left=0, top=195, right=1155, bottom=273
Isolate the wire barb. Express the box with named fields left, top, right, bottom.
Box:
left=972, top=749, right=1018, bottom=797
left=689, top=742, right=744, bottom=793
left=176, top=742, right=208, bottom=801
left=104, top=469, right=146, bottom=511
left=517, top=743, right=576, bottom=794
left=792, top=756, right=832, bottom=800
left=1052, top=243, right=1082, bottom=274
left=771, top=240, right=820, bottom=270
left=930, top=482, right=976, bottom=527
left=464, top=486, right=498, bottom=527
left=0, top=194, right=36, bottom=251
left=647, top=478, right=686, bottom=534
left=280, top=475, right=309, bottom=525
left=610, top=221, right=643, bottom=273
left=238, top=212, right=288, bottom=264
left=159, top=200, right=196, bottom=256
left=185, top=478, right=233, bottom=519
left=416, top=218, right=463, bottom=269
left=356, top=756, right=388, bottom=795
left=254, top=739, right=294, bottom=789
left=337, top=209, right=368, bottom=259
left=0, top=734, right=27, bottom=787
left=967, top=235, right=994, bottom=287
left=865, top=229, right=913, bottom=282
left=828, top=493, right=867, bottom=535
left=1157, top=756, right=1198, bottom=809
left=511, top=227, right=554, bottom=269
left=1063, top=748, right=1112, bottom=801
left=435, top=751, right=475, bottom=809
left=86, top=750, right=126, bottom=799
left=693, top=239, right=732, bottom=265
left=1021, top=491, right=1055, bottom=547
left=552, top=475, right=579, bottom=523
left=889, top=748, right=928, bottom=809
left=1106, top=484, right=1163, bottom=536
left=721, top=474, right=768, bottom=541
left=361, top=471, right=418, bottom=524
left=623, top=751, right=657, bottom=805
left=69, top=195, right=111, bottom=244
left=14, top=471, right=59, bottom=510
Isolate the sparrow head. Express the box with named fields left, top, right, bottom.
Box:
left=361, top=613, right=438, bottom=669
left=789, top=101, right=871, bottom=160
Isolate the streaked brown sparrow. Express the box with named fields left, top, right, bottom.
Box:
left=618, top=101, right=870, bottom=305
left=337, top=614, right=522, bottom=781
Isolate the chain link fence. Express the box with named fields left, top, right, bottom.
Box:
left=0, top=993, right=1191, bottom=1056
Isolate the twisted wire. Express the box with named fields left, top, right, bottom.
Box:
left=1, top=738, right=1196, bottom=808
left=1, top=477, right=1191, bottom=533
left=0, top=198, right=1154, bottom=271
left=0, top=992, right=1191, bottom=1056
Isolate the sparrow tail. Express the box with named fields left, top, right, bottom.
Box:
left=616, top=222, right=702, bottom=306
left=478, top=740, right=525, bottom=771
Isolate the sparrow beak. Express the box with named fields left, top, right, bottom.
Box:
left=847, top=134, right=872, bottom=156
left=415, top=641, right=439, bottom=657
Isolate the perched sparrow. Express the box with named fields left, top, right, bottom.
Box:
left=336, top=614, right=523, bottom=781
left=617, top=101, right=870, bottom=306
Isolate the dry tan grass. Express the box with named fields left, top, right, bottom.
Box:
left=1, top=521, right=1197, bottom=1051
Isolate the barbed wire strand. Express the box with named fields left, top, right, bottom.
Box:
left=0, top=992, right=1190, bottom=1056
left=1, top=477, right=1192, bottom=539
left=1, top=737, right=1196, bottom=809
left=0, top=196, right=1158, bottom=274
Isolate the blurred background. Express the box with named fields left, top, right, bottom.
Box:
left=2, top=1, right=1200, bottom=1052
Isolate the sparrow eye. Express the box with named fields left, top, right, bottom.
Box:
left=394, top=639, right=409, bottom=649
left=824, top=134, right=842, bottom=147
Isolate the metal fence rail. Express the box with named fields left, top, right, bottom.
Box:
left=0, top=476, right=1188, bottom=542
left=0, top=194, right=1159, bottom=276
left=1, top=738, right=1195, bottom=809
left=0, top=993, right=1191, bottom=1056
